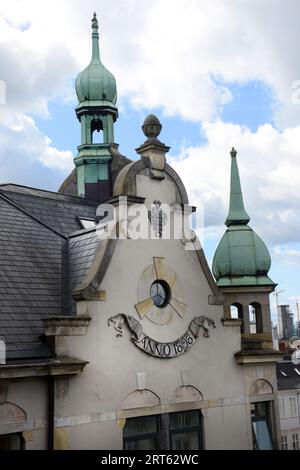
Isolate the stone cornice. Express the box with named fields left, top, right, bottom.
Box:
left=0, top=357, right=88, bottom=380
left=235, top=349, right=283, bottom=365
left=43, top=316, right=91, bottom=336
left=219, top=285, right=276, bottom=294
left=103, top=195, right=145, bottom=206
left=222, top=318, right=243, bottom=327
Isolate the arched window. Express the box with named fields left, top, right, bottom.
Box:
left=0, top=402, right=26, bottom=448
left=230, top=303, right=244, bottom=333
left=249, top=302, right=263, bottom=334
left=230, top=303, right=243, bottom=319
left=91, top=118, right=104, bottom=144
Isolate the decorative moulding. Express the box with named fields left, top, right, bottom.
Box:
left=0, top=357, right=88, bottom=380
left=222, top=318, right=243, bottom=327
left=43, top=316, right=91, bottom=336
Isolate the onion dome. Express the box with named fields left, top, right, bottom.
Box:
left=75, top=13, right=117, bottom=105
left=212, top=148, right=275, bottom=287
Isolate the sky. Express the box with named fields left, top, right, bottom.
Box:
left=0, top=0, right=300, bottom=323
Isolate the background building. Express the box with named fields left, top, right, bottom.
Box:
left=272, top=325, right=279, bottom=351
left=277, top=361, right=300, bottom=450
left=278, top=305, right=294, bottom=340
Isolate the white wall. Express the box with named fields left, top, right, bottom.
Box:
left=64, top=236, right=251, bottom=449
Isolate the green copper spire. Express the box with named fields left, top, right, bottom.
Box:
left=212, top=147, right=275, bottom=287
left=225, top=147, right=250, bottom=226
left=74, top=13, right=119, bottom=202
left=75, top=13, right=117, bottom=106
left=91, top=12, right=100, bottom=61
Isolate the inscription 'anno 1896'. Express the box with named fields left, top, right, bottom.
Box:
left=136, top=331, right=194, bottom=358
left=108, top=313, right=215, bottom=358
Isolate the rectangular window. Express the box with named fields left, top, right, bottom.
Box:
left=169, top=410, right=203, bottom=450
left=281, top=435, right=288, bottom=450
left=279, top=398, right=286, bottom=418
left=251, top=402, right=274, bottom=450
left=292, top=433, right=299, bottom=450
left=123, top=415, right=158, bottom=450
left=123, top=410, right=203, bottom=450
left=289, top=397, right=297, bottom=417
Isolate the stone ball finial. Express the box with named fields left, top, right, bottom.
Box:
left=142, top=114, right=162, bottom=139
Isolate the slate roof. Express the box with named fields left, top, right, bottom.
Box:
left=0, top=184, right=98, bottom=236
left=276, top=361, right=300, bottom=390
left=0, top=185, right=99, bottom=362
left=69, top=228, right=100, bottom=292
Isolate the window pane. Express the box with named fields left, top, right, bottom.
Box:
left=125, top=437, right=156, bottom=450
left=279, top=398, right=285, bottom=418
left=254, top=401, right=268, bottom=418
left=292, top=433, right=299, bottom=450
left=0, top=434, right=22, bottom=450
left=171, top=431, right=199, bottom=450
left=252, top=419, right=273, bottom=450
left=170, top=411, right=200, bottom=430
left=230, top=305, right=239, bottom=319
left=123, top=415, right=157, bottom=438
left=289, top=397, right=297, bottom=416
left=281, top=435, right=288, bottom=450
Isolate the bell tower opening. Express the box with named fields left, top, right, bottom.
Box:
left=249, top=302, right=263, bottom=334
left=91, top=118, right=104, bottom=144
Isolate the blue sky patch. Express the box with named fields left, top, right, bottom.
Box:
left=221, top=80, right=275, bottom=131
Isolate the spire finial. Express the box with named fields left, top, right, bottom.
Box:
left=92, top=12, right=99, bottom=34
left=91, top=12, right=100, bottom=61
left=230, top=147, right=237, bottom=158
left=225, top=147, right=250, bottom=226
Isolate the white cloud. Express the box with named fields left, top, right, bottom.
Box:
left=169, top=120, right=300, bottom=245
left=0, top=0, right=298, bottom=312
left=0, top=0, right=299, bottom=242
left=272, top=246, right=300, bottom=267
left=0, top=14, right=77, bottom=118
left=0, top=114, right=73, bottom=176
left=0, top=0, right=299, bottom=126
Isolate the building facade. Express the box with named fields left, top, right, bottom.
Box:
left=0, top=13, right=282, bottom=450
left=278, top=305, right=294, bottom=340
left=277, top=361, right=300, bottom=450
